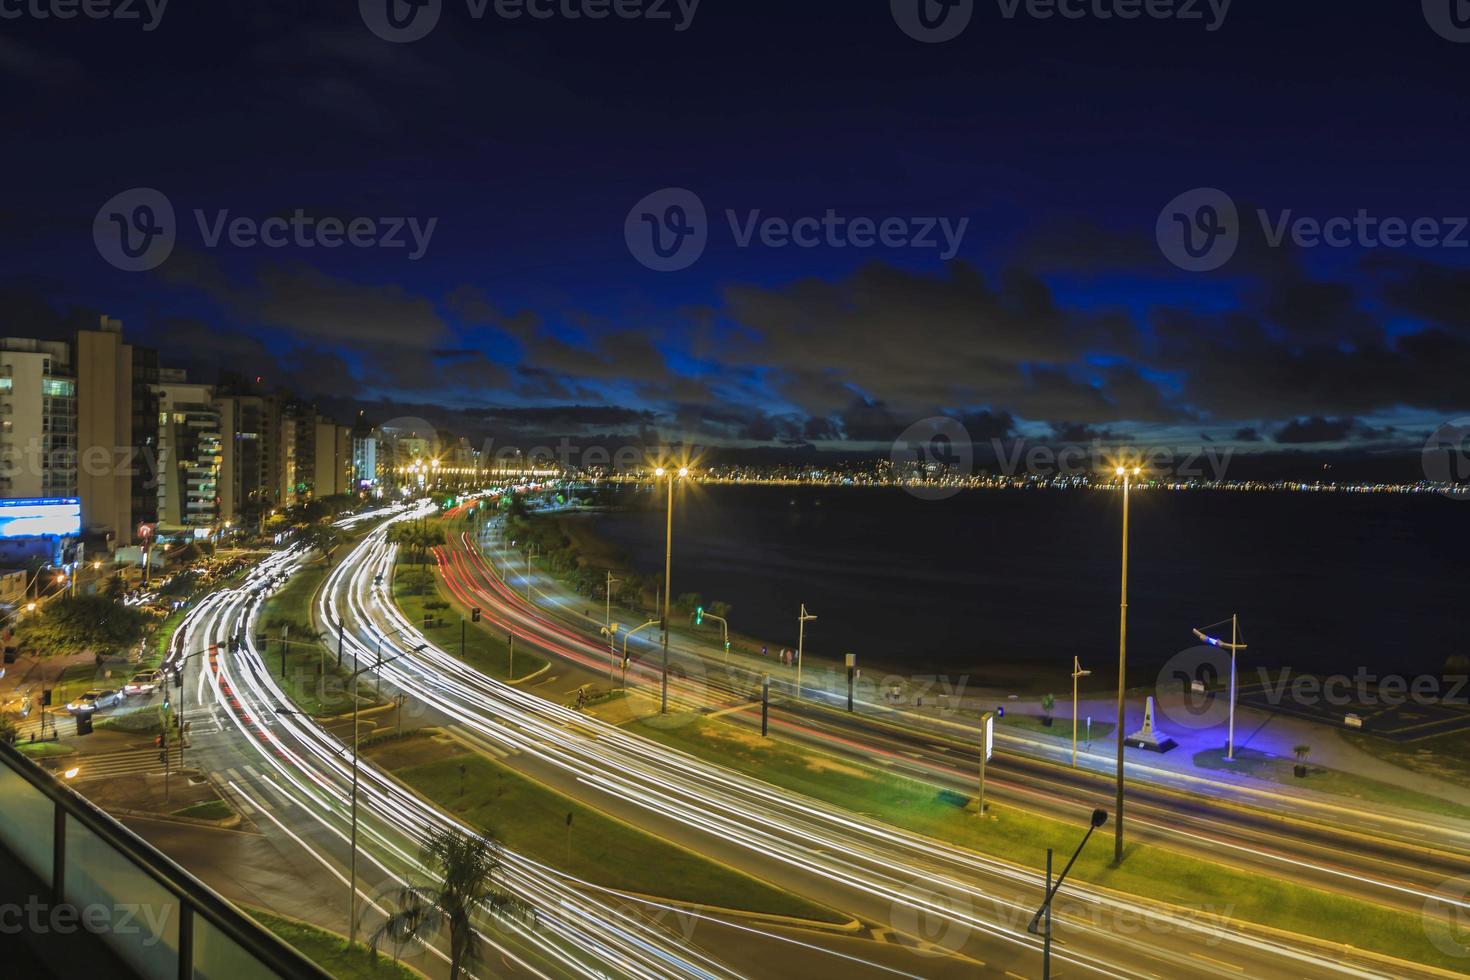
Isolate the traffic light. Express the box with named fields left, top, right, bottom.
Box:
left=471, top=607, right=481, bottom=623
left=154, top=734, right=164, bottom=748
left=173, top=669, right=182, bottom=688
left=724, top=641, right=731, bottom=653
left=694, top=606, right=704, bottom=626
left=41, top=689, right=52, bottom=707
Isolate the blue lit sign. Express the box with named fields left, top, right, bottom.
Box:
left=0, top=498, right=82, bottom=539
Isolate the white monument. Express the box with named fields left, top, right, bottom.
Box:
left=1125, top=695, right=1178, bottom=753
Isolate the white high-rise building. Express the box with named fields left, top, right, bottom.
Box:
left=0, top=338, right=77, bottom=498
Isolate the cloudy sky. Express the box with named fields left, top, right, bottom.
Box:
left=2, top=1, right=1468, bottom=462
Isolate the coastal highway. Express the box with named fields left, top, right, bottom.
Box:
left=314, top=507, right=1456, bottom=979
left=155, top=520, right=749, bottom=980
left=446, top=513, right=1470, bottom=926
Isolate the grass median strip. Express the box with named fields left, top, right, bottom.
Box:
left=246, top=907, right=422, bottom=980
left=261, top=563, right=380, bottom=717
left=1193, top=746, right=1470, bottom=821
left=393, top=566, right=547, bottom=682
left=368, top=732, right=840, bottom=923
left=630, top=713, right=1464, bottom=973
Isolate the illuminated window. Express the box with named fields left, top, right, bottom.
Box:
left=41, top=378, right=74, bottom=397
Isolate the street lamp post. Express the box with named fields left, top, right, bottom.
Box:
left=796, top=604, right=816, bottom=700
left=1072, top=656, right=1091, bottom=768
left=1028, top=808, right=1109, bottom=980
left=1113, top=465, right=1139, bottom=865
left=1193, top=615, right=1247, bottom=761
left=276, top=641, right=424, bottom=948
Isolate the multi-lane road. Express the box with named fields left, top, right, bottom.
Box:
left=296, top=503, right=1460, bottom=978
left=87, top=500, right=1466, bottom=979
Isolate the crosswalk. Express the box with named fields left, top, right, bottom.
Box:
left=67, top=745, right=177, bottom=780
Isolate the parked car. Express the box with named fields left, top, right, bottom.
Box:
left=123, top=671, right=162, bottom=696
left=65, top=689, right=121, bottom=714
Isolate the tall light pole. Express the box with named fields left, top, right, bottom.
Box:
left=1193, top=615, right=1247, bottom=761
left=1071, top=656, right=1091, bottom=768
left=655, top=465, right=687, bottom=714
left=277, top=642, right=423, bottom=947
left=1113, top=465, right=1139, bottom=865
left=796, top=604, right=816, bottom=700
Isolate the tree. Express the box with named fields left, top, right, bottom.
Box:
left=103, top=574, right=126, bottom=601
left=388, top=522, right=445, bottom=568
left=18, top=595, right=150, bottom=660
left=373, top=826, right=532, bottom=980
left=1293, top=744, right=1311, bottom=778
left=297, top=523, right=343, bottom=562
left=1041, top=693, right=1056, bottom=725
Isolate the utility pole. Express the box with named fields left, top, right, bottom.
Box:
left=761, top=673, right=770, bottom=737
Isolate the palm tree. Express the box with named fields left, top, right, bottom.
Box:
left=372, top=826, right=532, bottom=980
left=1293, top=744, right=1311, bottom=778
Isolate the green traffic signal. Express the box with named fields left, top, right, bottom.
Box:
left=695, top=606, right=704, bottom=626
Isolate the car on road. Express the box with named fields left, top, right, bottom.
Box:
left=65, top=689, right=121, bottom=714
left=123, top=671, right=162, bottom=696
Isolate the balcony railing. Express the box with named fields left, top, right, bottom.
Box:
left=0, top=741, right=329, bottom=980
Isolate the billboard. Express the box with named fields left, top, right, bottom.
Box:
left=0, top=498, right=82, bottom=539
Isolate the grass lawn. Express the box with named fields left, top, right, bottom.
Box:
left=246, top=907, right=422, bottom=980
left=375, top=735, right=839, bottom=922
left=16, top=740, right=75, bottom=758
left=96, top=705, right=167, bottom=735
left=261, top=564, right=382, bottom=717
left=392, top=566, right=546, bottom=682
left=1343, top=729, right=1470, bottom=793
left=1194, top=747, right=1470, bottom=820
left=999, top=711, right=1115, bottom=742
left=629, top=714, right=1465, bottom=973
left=171, top=799, right=234, bottom=821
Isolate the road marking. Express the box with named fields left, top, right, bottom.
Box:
left=1188, top=950, right=1246, bottom=972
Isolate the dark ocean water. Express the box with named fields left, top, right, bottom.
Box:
left=589, top=485, right=1468, bottom=681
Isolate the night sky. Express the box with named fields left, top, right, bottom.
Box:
left=3, top=1, right=1469, bottom=464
